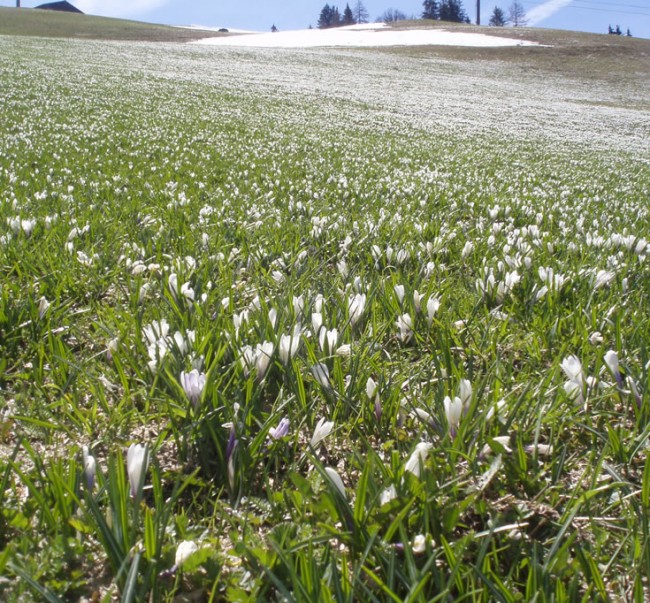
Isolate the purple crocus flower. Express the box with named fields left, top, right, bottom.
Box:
left=269, top=417, right=290, bottom=440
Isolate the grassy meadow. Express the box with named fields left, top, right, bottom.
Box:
left=1, top=14, right=650, bottom=602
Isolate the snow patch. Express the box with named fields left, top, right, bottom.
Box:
left=191, top=24, right=538, bottom=49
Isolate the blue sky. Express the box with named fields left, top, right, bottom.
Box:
left=3, top=0, right=649, bottom=39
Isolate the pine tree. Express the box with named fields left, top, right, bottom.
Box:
left=318, top=4, right=343, bottom=28
left=439, top=0, right=468, bottom=23
left=353, top=0, right=370, bottom=24
left=318, top=4, right=332, bottom=28
left=422, top=0, right=439, bottom=20
left=508, top=0, right=527, bottom=26
left=343, top=3, right=355, bottom=25
left=489, top=6, right=506, bottom=26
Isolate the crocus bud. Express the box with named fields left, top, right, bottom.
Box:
left=38, top=296, right=50, bottom=320
left=444, top=396, right=463, bottom=438
left=311, top=363, right=331, bottom=389
left=127, top=444, right=148, bottom=500
left=366, top=377, right=377, bottom=400
left=348, top=293, right=366, bottom=326
left=426, top=297, right=440, bottom=326
left=279, top=328, right=300, bottom=365
left=394, top=284, right=405, bottom=305
left=603, top=350, right=623, bottom=386
left=226, top=425, right=237, bottom=491
left=82, top=446, right=96, bottom=490
left=324, top=467, right=347, bottom=499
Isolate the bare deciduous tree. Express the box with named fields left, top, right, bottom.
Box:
left=508, top=0, right=527, bottom=26
left=353, top=0, right=370, bottom=24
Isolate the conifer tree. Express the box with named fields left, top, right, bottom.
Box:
left=343, top=3, right=355, bottom=25
left=439, top=0, right=469, bottom=23
left=422, top=0, right=439, bottom=20
left=489, top=6, right=506, bottom=26
left=318, top=4, right=343, bottom=28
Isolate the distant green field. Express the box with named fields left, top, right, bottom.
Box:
left=0, top=7, right=224, bottom=41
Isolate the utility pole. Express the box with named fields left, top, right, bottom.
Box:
left=476, top=0, right=480, bottom=24
left=17, top=0, right=21, bottom=7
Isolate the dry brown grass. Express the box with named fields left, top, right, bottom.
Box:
left=381, top=20, right=650, bottom=86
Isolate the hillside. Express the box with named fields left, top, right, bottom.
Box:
left=0, top=6, right=225, bottom=42
left=1, top=8, right=649, bottom=85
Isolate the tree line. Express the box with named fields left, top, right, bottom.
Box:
left=316, top=0, right=533, bottom=28
left=317, top=2, right=369, bottom=28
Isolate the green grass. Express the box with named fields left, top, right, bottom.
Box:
left=0, top=20, right=649, bottom=603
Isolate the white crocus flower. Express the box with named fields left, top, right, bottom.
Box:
left=366, top=377, right=377, bottom=400
left=589, top=331, right=604, bottom=345
left=444, top=396, right=463, bottom=436
left=180, top=369, right=206, bottom=408
left=21, top=219, right=35, bottom=235
left=603, top=350, right=623, bottom=385
left=175, top=540, right=199, bottom=569
left=180, top=281, right=195, bottom=302
left=404, top=442, right=433, bottom=478
left=311, top=312, right=323, bottom=336
left=279, top=327, right=301, bottom=365
left=412, top=534, right=427, bottom=554
left=561, top=355, right=587, bottom=405
left=459, top=379, right=472, bottom=413
left=310, top=417, right=334, bottom=448
left=426, top=297, right=440, bottom=326
left=168, top=273, right=178, bottom=298
left=394, top=284, right=405, bottom=305
left=593, top=269, right=615, bottom=289
left=143, top=319, right=169, bottom=347
left=481, top=436, right=513, bottom=457
left=348, top=293, right=366, bottom=327
left=313, top=294, right=324, bottom=313
left=127, top=444, right=148, bottom=500
left=461, top=241, right=474, bottom=259
left=319, top=328, right=338, bottom=354
left=396, top=313, right=413, bottom=343
left=561, top=355, right=584, bottom=386
left=380, top=484, right=397, bottom=506
left=292, top=295, right=305, bottom=316
left=413, top=290, right=423, bottom=314
left=268, top=308, right=278, bottom=329
left=324, top=467, right=347, bottom=499
left=255, top=341, right=274, bottom=381
left=485, top=399, right=506, bottom=423
left=335, top=344, right=351, bottom=357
